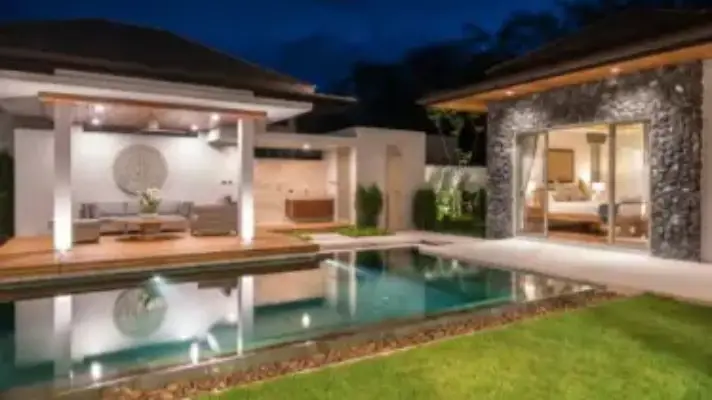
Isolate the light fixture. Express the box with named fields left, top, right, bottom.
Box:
left=301, top=313, right=311, bottom=328
left=505, top=90, right=515, bottom=96
left=89, top=362, right=102, bottom=381
left=93, top=104, right=105, bottom=113
left=190, top=124, right=199, bottom=132
left=610, top=66, right=621, bottom=74
left=190, top=342, right=200, bottom=365
left=90, top=117, right=101, bottom=126
left=225, top=312, right=238, bottom=323
left=210, top=113, right=220, bottom=122
left=151, top=275, right=164, bottom=284
left=302, top=143, right=311, bottom=150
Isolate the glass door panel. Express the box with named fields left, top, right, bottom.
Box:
left=611, top=123, right=649, bottom=249
left=515, top=132, right=547, bottom=236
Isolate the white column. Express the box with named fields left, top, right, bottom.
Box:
left=53, top=104, right=74, bottom=253
left=347, top=251, right=357, bottom=317
left=237, top=118, right=256, bottom=244
left=236, top=275, right=254, bottom=355
left=52, top=295, right=73, bottom=379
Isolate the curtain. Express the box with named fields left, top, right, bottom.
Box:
left=518, top=134, right=540, bottom=197
left=517, top=134, right=540, bottom=230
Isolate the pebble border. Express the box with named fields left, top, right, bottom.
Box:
left=101, top=290, right=620, bottom=400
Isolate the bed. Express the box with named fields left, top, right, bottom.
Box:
left=527, top=185, right=648, bottom=236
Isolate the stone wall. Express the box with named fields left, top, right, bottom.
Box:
left=487, top=62, right=703, bottom=261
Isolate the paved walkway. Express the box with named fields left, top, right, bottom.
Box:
left=311, top=231, right=712, bottom=303
left=418, top=236, right=712, bottom=303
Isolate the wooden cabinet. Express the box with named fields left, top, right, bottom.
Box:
left=285, top=198, right=334, bottom=222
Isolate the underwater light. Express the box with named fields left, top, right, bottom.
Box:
left=190, top=342, right=200, bottom=365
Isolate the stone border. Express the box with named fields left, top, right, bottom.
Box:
left=96, top=290, right=620, bottom=400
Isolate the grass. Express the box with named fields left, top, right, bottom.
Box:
left=208, top=296, right=712, bottom=400
left=335, top=225, right=390, bottom=237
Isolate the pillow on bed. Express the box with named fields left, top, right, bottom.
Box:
left=552, top=183, right=587, bottom=202
left=552, top=183, right=572, bottom=201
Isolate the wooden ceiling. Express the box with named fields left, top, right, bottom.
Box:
left=436, top=42, right=712, bottom=112
left=38, top=92, right=266, bottom=133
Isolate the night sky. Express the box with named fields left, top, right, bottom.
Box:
left=2, top=0, right=556, bottom=87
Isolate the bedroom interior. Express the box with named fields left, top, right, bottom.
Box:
left=515, top=122, right=648, bottom=249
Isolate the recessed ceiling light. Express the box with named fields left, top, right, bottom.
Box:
left=210, top=113, right=220, bottom=122
left=302, top=143, right=311, bottom=150
left=90, top=117, right=101, bottom=126
left=93, top=104, right=105, bottom=113
left=190, top=124, right=198, bottom=132
left=610, top=66, right=621, bottom=74
left=505, top=90, right=515, bottom=96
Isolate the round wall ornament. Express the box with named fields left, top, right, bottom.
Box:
left=113, top=144, right=168, bottom=195
left=113, top=285, right=168, bottom=338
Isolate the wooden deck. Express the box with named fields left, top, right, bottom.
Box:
left=0, top=229, right=318, bottom=281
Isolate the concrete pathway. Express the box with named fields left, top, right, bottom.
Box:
left=418, top=236, right=712, bottom=303
left=311, top=231, right=712, bottom=303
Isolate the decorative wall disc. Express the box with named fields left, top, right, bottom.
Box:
left=113, top=285, right=168, bottom=338
left=113, top=144, right=168, bottom=195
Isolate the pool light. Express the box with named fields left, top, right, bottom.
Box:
left=301, top=313, right=311, bottom=328
left=89, top=362, right=102, bottom=381
left=190, top=342, right=200, bottom=365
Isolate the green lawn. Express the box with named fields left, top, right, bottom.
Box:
left=208, top=296, right=712, bottom=400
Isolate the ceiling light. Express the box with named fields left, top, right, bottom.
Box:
left=90, top=117, right=101, bottom=126
left=505, top=90, right=515, bottom=96
left=302, top=143, right=311, bottom=150
left=93, top=104, right=105, bottom=113
left=210, top=113, right=220, bottom=122
left=190, top=124, right=199, bottom=132
left=610, top=66, right=621, bottom=74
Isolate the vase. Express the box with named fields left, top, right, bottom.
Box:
left=139, top=203, right=159, bottom=216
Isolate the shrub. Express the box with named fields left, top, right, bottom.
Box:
left=412, top=188, right=437, bottom=230
left=356, top=184, right=383, bottom=228
left=475, top=187, right=487, bottom=222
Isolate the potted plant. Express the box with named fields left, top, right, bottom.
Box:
left=138, top=187, right=162, bottom=216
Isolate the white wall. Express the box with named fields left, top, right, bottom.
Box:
left=14, top=129, right=239, bottom=236
left=701, top=60, right=712, bottom=262
left=349, top=127, right=426, bottom=230
left=253, top=158, right=330, bottom=224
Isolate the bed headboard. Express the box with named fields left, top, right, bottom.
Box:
left=547, top=149, right=574, bottom=183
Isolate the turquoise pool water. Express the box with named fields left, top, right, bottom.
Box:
left=0, top=247, right=588, bottom=391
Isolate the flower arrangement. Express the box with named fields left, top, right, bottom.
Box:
left=138, top=187, right=162, bottom=215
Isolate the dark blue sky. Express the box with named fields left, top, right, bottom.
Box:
left=2, top=0, right=556, bottom=87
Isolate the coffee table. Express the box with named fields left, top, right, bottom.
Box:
left=111, top=215, right=187, bottom=239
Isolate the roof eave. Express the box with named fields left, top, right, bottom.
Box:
left=421, top=23, right=712, bottom=107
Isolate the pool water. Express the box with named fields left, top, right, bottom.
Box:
left=0, top=247, right=589, bottom=391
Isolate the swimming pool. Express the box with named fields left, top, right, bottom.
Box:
left=0, top=246, right=591, bottom=392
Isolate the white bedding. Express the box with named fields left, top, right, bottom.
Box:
left=547, top=200, right=601, bottom=215
left=547, top=198, right=644, bottom=217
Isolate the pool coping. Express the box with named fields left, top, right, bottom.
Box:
left=34, top=289, right=622, bottom=400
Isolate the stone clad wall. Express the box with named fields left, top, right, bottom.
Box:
left=487, top=62, right=703, bottom=261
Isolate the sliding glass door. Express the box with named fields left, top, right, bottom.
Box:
left=514, top=122, right=649, bottom=250
left=514, top=132, right=547, bottom=237
left=610, top=123, right=649, bottom=248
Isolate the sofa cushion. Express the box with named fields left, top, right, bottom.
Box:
left=177, top=201, right=193, bottom=217
left=96, top=202, right=127, bottom=217
left=126, top=202, right=141, bottom=215
left=158, top=201, right=181, bottom=215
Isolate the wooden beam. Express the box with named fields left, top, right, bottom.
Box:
left=38, top=92, right=267, bottom=119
